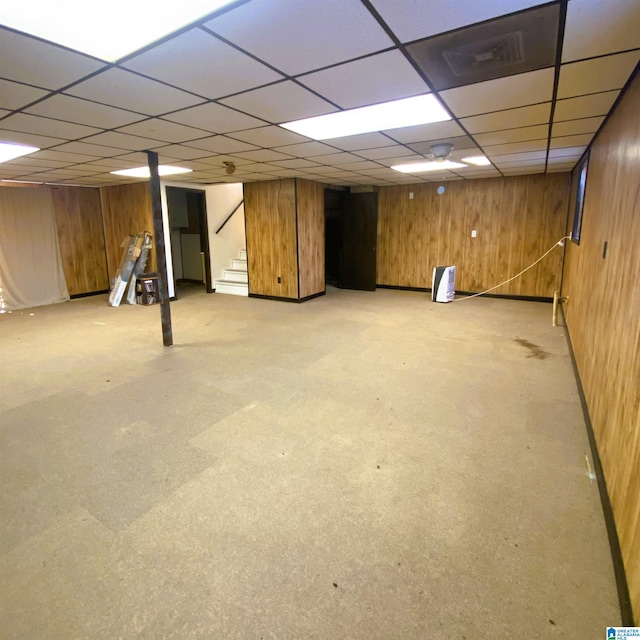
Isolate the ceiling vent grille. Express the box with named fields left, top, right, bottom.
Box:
left=443, top=31, right=525, bottom=77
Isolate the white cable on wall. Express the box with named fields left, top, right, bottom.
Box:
left=453, top=235, right=571, bottom=302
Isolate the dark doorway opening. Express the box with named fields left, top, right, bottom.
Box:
left=324, top=189, right=378, bottom=291
left=166, top=187, right=211, bottom=298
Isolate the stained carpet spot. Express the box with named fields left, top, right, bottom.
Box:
left=514, top=338, right=549, bottom=360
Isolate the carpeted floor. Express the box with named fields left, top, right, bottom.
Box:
left=0, top=287, right=620, bottom=638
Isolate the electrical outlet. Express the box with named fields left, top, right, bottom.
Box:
left=277, top=276, right=281, bottom=283
left=471, top=229, right=477, bottom=238
left=409, top=192, right=414, bottom=199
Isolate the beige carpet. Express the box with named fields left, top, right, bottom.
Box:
left=0, top=287, right=620, bottom=638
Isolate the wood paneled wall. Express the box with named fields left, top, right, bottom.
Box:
left=244, top=179, right=298, bottom=299
left=51, top=186, right=109, bottom=296
left=377, top=174, right=570, bottom=297
left=296, top=179, right=325, bottom=299
left=561, top=72, right=640, bottom=619
left=100, top=182, right=155, bottom=282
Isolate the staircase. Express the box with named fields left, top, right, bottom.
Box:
left=214, top=249, right=248, bottom=296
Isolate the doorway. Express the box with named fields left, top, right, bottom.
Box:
left=324, top=189, right=378, bottom=291
left=166, top=187, right=211, bottom=298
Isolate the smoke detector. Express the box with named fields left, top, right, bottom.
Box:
left=223, top=161, right=236, bottom=175
left=430, top=143, right=454, bottom=161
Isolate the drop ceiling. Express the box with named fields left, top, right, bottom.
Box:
left=0, top=0, right=638, bottom=187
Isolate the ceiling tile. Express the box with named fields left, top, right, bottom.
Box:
left=474, top=124, right=549, bottom=146
left=164, top=102, right=266, bottom=133
left=49, top=141, right=128, bottom=157
left=492, top=158, right=546, bottom=167
left=501, top=166, right=544, bottom=174
left=547, top=152, right=583, bottom=162
left=25, top=94, right=145, bottom=129
left=297, top=50, right=427, bottom=109
left=408, top=135, right=477, bottom=155
left=0, top=79, right=50, bottom=111
left=66, top=68, right=203, bottom=116
left=81, top=131, right=167, bottom=151
left=357, top=145, right=417, bottom=160
left=376, top=154, right=424, bottom=166
left=546, top=164, right=576, bottom=173
left=0, top=113, right=102, bottom=139
left=551, top=116, right=604, bottom=138
left=0, top=28, right=106, bottom=90
left=115, top=119, right=211, bottom=143
left=311, top=152, right=365, bottom=165
left=220, top=81, right=337, bottom=123
left=264, top=168, right=305, bottom=177
left=556, top=51, right=640, bottom=99
left=483, top=139, right=548, bottom=155
left=367, top=0, right=549, bottom=44
left=31, top=150, right=101, bottom=163
left=328, top=132, right=398, bottom=151
left=205, top=0, right=393, bottom=75
left=274, top=141, right=339, bottom=157
left=0, top=128, right=68, bottom=149
left=231, top=149, right=294, bottom=162
left=562, top=0, right=640, bottom=62
left=489, top=150, right=547, bottom=162
left=441, top=68, right=555, bottom=117
left=0, top=109, right=8, bottom=118
left=271, top=158, right=322, bottom=169
left=228, top=126, right=310, bottom=147
left=147, top=144, right=209, bottom=160
left=123, top=28, right=283, bottom=99
left=549, top=145, right=587, bottom=162
left=384, top=120, right=464, bottom=144
left=184, top=135, right=259, bottom=154
left=549, top=134, right=594, bottom=148
left=461, top=103, right=551, bottom=133
left=553, top=91, right=619, bottom=121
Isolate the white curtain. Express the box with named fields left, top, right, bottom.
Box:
left=0, top=186, right=69, bottom=311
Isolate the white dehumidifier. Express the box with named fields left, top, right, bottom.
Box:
left=432, top=265, right=456, bottom=303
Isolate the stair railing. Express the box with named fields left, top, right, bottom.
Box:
left=215, top=199, right=244, bottom=235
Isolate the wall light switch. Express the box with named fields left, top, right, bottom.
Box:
left=471, top=230, right=477, bottom=238
left=409, top=192, right=413, bottom=199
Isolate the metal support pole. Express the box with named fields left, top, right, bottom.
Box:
left=147, top=151, right=173, bottom=347
left=552, top=290, right=559, bottom=327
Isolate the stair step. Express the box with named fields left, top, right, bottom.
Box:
left=223, top=268, right=248, bottom=283
left=231, top=258, right=247, bottom=270
left=239, top=248, right=247, bottom=260
left=214, top=279, right=248, bottom=297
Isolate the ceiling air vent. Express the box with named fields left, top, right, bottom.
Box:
left=443, top=31, right=525, bottom=77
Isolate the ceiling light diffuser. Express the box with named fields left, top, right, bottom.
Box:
left=0, top=0, right=238, bottom=61
left=110, top=166, right=193, bottom=178
left=462, top=156, right=491, bottom=166
left=392, top=160, right=467, bottom=173
left=0, top=142, right=40, bottom=164
left=281, top=94, right=450, bottom=140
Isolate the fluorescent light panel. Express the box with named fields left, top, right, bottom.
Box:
left=0, top=142, right=40, bottom=163
left=462, top=155, right=491, bottom=166
left=281, top=94, right=450, bottom=140
left=0, top=0, right=237, bottom=61
left=110, top=166, right=192, bottom=178
left=392, top=160, right=466, bottom=173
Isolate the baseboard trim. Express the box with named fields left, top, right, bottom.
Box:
left=70, top=290, right=109, bottom=299
left=376, top=285, right=552, bottom=303
left=377, top=284, right=430, bottom=292
left=249, top=291, right=326, bottom=303
left=561, top=305, right=634, bottom=625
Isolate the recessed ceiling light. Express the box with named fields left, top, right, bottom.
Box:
left=0, top=1, right=238, bottom=61
left=110, top=166, right=193, bottom=178
left=392, top=160, right=467, bottom=173
left=0, top=142, right=40, bottom=164
left=462, top=156, right=491, bottom=166
left=281, top=94, right=450, bottom=140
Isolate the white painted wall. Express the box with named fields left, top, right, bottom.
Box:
left=205, top=183, right=245, bottom=287
left=159, top=181, right=245, bottom=296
